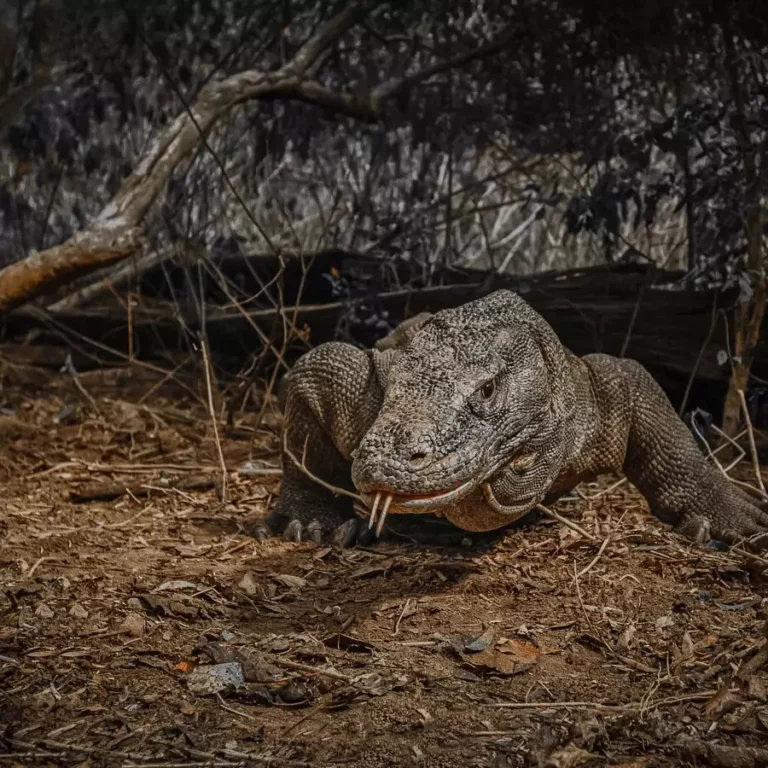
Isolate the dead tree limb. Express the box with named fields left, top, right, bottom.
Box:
left=0, top=227, right=146, bottom=310
left=47, top=247, right=175, bottom=313
left=0, top=5, right=374, bottom=314
left=35, top=16, right=522, bottom=313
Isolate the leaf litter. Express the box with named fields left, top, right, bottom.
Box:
left=1, top=366, right=768, bottom=766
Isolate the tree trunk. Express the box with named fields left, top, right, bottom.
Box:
left=721, top=227, right=765, bottom=439
left=719, top=22, right=766, bottom=441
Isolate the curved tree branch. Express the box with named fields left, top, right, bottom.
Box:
left=0, top=4, right=374, bottom=313
left=0, top=2, right=519, bottom=313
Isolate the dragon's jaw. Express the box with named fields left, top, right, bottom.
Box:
left=357, top=450, right=543, bottom=535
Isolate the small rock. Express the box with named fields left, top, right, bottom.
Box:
left=465, top=627, right=496, bottom=653
left=237, top=571, right=260, bottom=596
left=35, top=603, right=54, bottom=618
left=69, top=603, right=88, bottom=619
left=655, top=614, right=675, bottom=631
left=126, top=597, right=145, bottom=612
left=121, top=612, right=146, bottom=638
left=220, top=629, right=235, bottom=642
left=187, top=662, right=245, bottom=695
left=271, top=573, right=307, bottom=589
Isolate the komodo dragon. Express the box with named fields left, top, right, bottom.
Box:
left=266, top=289, right=768, bottom=549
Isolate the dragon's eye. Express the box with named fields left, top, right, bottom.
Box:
left=480, top=379, right=496, bottom=400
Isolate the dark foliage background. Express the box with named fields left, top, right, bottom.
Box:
left=1, top=0, right=767, bottom=303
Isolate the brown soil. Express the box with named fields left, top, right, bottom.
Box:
left=2, top=362, right=768, bottom=768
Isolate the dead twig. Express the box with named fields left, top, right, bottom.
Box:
left=282, top=432, right=363, bottom=503
left=582, top=476, right=627, bottom=501
left=26, top=556, right=54, bottom=579
left=689, top=419, right=767, bottom=500
left=270, top=656, right=353, bottom=683
left=572, top=535, right=611, bottom=582
left=201, top=337, right=228, bottom=502
left=215, top=692, right=258, bottom=722
left=535, top=503, right=596, bottom=541
left=491, top=689, right=715, bottom=712
left=69, top=476, right=218, bottom=503
left=572, top=561, right=592, bottom=629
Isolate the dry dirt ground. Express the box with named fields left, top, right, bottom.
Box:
left=2, top=362, right=768, bottom=768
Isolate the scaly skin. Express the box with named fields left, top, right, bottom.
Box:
left=267, top=290, right=768, bottom=548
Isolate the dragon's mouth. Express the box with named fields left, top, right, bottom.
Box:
left=361, top=479, right=476, bottom=536
left=359, top=451, right=539, bottom=536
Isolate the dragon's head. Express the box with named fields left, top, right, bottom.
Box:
left=351, top=290, right=573, bottom=532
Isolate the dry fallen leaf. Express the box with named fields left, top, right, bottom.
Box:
left=496, top=638, right=541, bottom=664
left=705, top=684, right=742, bottom=720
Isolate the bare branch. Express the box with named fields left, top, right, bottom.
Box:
left=47, top=248, right=171, bottom=313
left=2, top=4, right=520, bottom=313
left=290, top=4, right=370, bottom=74
left=372, top=25, right=519, bottom=105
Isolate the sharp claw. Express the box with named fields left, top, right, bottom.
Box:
left=252, top=525, right=269, bottom=542
left=284, top=519, right=303, bottom=543
left=334, top=518, right=361, bottom=548
left=375, top=494, right=392, bottom=538
left=307, top=520, right=324, bottom=546
left=368, top=491, right=381, bottom=530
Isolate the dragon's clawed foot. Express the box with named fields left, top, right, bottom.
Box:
left=262, top=502, right=378, bottom=548
left=674, top=500, right=768, bottom=552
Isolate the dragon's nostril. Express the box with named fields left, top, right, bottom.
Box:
left=409, top=451, right=429, bottom=467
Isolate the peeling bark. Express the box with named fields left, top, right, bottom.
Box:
left=0, top=228, right=145, bottom=311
